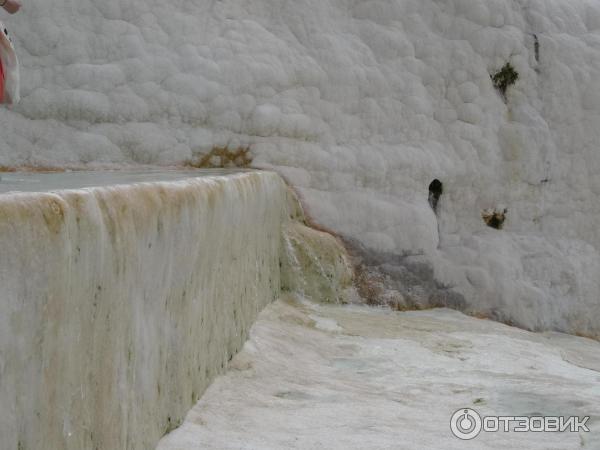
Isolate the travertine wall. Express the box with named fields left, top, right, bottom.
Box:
left=0, top=171, right=287, bottom=450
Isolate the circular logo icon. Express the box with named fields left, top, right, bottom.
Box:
left=450, top=408, right=482, bottom=440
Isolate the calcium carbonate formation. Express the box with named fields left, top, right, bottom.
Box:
left=1, top=0, right=600, bottom=334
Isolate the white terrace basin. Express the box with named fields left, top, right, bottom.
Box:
left=0, top=169, right=246, bottom=194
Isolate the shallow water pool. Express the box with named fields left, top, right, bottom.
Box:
left=0, top=169, right=245, bottom=194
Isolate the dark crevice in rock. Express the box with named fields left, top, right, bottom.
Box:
left=428, top=179, right=443, bottom=213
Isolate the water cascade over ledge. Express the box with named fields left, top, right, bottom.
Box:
left=0, top=170, right=351, bottom=450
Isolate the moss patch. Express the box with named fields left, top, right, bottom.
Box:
left=491, top=63, right=519, bottom=100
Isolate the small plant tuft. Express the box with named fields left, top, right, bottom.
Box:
left=491, top=63, right=519, bottom=100
left=482, top=208, right=508, bottom=230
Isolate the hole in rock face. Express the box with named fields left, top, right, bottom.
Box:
left=428, top=179, right=443, bottom=213
left=482, top=208, right=507, bottom=230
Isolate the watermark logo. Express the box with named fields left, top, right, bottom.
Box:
left=450, top=409, right=482, bottom=440
left=450, top=408, right=590, bottom=440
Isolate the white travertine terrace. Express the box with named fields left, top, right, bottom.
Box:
left=1, top=1, right=600, bottom=446
left=1, top=0, right=600, bottom=334
left=0, top=171, right=287, bottom=450
left=158, top=298, right=600, bottom=450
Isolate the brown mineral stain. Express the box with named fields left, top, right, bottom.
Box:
left=41, top=198, right=66, bottom=234
left=186, top=146, right=253, bottom=169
